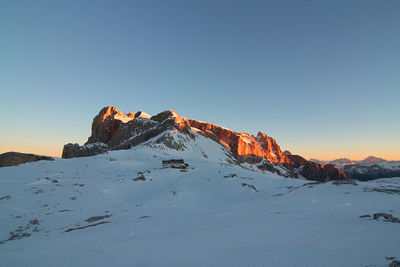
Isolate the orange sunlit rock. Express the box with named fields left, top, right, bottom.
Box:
left=188, top=120, right=290, bottom=163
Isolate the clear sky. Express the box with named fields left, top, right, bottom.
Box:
left=1, top=0, right=399, bottom=160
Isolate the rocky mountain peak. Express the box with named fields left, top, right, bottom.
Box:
left=62, top=107, right=347, bottom=182
left=86, top=106, right=134, bottom=145
left=360, top=156, right=386, bottom=164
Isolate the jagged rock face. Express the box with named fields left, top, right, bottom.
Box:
left=86, top=106, right=135, bottom=145
left=62, top=106, right=346, bottom=182
left=0, top=152, right=54, bottom=167
left=188, top=120, right=290, bottom=164
left=112, top=110, right=191, bottom=150
left=62, top=108, right=191, bottom=158
left=287, top=154, right=347, bottom=182
left=255, top=131, right=290, bottom=163
left=62, top=143, right=108, bottom=159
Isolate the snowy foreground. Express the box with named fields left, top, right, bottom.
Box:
left=1, top=141, right=400, bottom=266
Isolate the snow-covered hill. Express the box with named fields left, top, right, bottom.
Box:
left=1, top=135, right=400, bottom=266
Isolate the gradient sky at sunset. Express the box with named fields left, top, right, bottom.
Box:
left=1, top=0, right=399, bottom=160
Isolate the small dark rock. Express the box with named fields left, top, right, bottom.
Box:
left=373, top=213, right=400, bottom=223
left=133, top=175, right=145, bottom=182
left=58, top=209, right=73, bottom=213
left=29, top=219, right=40, bottom=225
left=373, top=213, right=393, bottom=220
left=85, top=215, right=112, bottom=223
left=64, top=221, right=110, bottom=232
left=332, top=179, right=358, bottom=186
left=241, top=183, right=258, bottom=192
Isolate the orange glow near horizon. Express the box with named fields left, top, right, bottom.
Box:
left=297, top=150, right=400, bottom=162
left=0, top=144, right=63, bottom=158
left=1, top=144, right=399, bottom=161
left=1, top=132, right=399, bottom=161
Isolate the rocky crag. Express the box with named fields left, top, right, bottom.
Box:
left=62, top=106, right=346, bottom=182
left=0, top=152, right=54, bottom=167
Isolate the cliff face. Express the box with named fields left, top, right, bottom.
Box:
left=86, top=106, right=135, bottom=145
left=286, top=153, right=347, bottom=182
left=62, top=106, right=346, bottom=182
left=188, top=120, right=290, bottom=164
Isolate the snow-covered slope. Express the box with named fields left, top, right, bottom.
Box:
left=1, top=135, right=400, bottom=266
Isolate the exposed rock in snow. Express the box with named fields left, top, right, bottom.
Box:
left=62, top=142, right=108, bottom=159
left=0, top=152, right=54, bottom=167
left=286, top=154, right=347, bottom=182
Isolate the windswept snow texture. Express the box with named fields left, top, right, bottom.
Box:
left=1, top=137, right=400, bottom=266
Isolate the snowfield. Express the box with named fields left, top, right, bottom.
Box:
left=1, top=137, right=399, bottom=266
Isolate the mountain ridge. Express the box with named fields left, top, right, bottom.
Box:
left=311, top=157, right=400, bottom=180
left=62, top=106, right=346, bottom=182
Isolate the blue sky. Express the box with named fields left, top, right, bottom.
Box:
left=1, top=0, right=399, bottom=159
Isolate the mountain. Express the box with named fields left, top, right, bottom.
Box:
left=62, top=106, right=346, bottom=182
left=311, top=158, right=352, bottom=168
left=1, top=128, right=400, bottom=266
left=311, top=156, right=400, bottom=181
left=358, top=156, right=386, bottom=164
left=342, top=160, right=400, bottom=181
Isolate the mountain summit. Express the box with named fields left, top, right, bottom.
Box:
left=62, top=106, right=346, bottom=182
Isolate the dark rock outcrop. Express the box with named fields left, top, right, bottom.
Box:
left=0, top=152, right=54, bottom=167
left=62, top=143, right=108, bottom=159
left=286, top=154, right=347, bottom=182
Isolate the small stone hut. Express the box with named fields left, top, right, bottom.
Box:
left=162, top=159, right=187, bottom=169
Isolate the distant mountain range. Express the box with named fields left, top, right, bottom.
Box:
left=311, top=157, right=400, bottom=181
